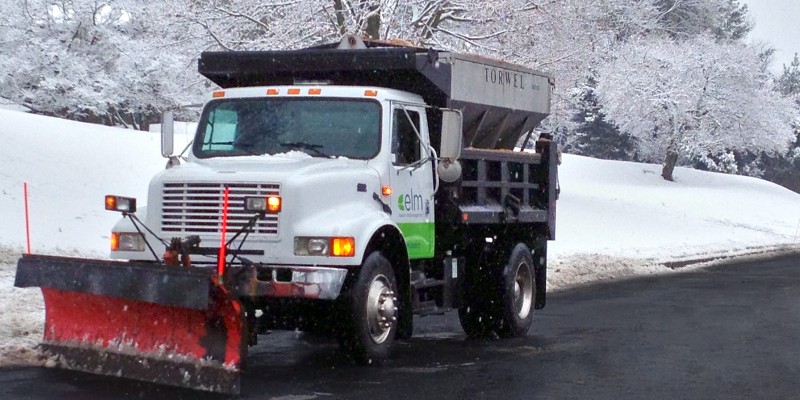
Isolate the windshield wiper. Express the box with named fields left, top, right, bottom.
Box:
left=280, top=142, right=330, bottom=157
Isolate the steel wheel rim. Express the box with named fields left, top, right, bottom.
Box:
left=513, top=261, right=533, bottom=320
left=366, top=274, right=396, bottom=344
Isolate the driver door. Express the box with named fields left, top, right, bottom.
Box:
left=389, top=104, right=435, bottom=260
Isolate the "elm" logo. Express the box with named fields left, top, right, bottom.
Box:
left=397, top=189, right=423, bottom=212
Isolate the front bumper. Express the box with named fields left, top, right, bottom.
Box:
left=231, top=264, right=348, bottom=300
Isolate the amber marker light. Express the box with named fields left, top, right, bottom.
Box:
left=110, top=232, right=120, bottom=251
left=105, top=195, right=117, bottom=210
left=266, top=88, right=279, bottom=95
left=267, top=196, right=282, bottom=213
left=288, top=88, right=301, bottom=95
left=212, top=91, right=225, bottom=98
left=381, top=186, right=393, bottom=196
left=331, top=237, right=355, bottom=257
left=308, top=88, right=322, bottom=95
left=105, top=195, right=137, bottom=213
left=364, top=90, right=378, bottom=97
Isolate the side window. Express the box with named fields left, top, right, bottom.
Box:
left=392, top=109, right=421, bottom=165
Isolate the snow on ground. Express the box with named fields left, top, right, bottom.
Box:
left=0, top=248, right=45, bottom=367
left=1, top=108, right=800, bottom=366
left=547, top=154, right=800, bottom=287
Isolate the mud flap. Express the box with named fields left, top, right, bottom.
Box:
left=15, top=255, right=246, bottom=395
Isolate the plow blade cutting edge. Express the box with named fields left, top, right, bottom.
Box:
left=14, top=254, right=246, bottom=395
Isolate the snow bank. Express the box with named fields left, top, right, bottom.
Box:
left=0, top=108, right=166, bottom=257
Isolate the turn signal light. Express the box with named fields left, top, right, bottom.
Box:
left=381, top=186, right=393, bottom=196
left=110, top=232, right=120, bottom=251
left=331, top=237, right=355, bottom=257
left=267, top=196, right=282, bottom=213
left=105, top=195, right=137, bottom=213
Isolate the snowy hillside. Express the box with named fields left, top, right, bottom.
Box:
left=1, top=109, right=800, bottom=366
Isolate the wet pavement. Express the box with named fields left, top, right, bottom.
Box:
left=2, top=254, right=798, bottom=400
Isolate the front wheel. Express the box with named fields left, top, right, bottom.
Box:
left=495, top=243, right=536, bottom=338
left=341, top=251, right=398, bottom=364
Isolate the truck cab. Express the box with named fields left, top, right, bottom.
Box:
left=112, top=85, right=437, bottom=296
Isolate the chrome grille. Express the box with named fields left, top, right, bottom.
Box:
left=161, top=182, right=280, bottom=236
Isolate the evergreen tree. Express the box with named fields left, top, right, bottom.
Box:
left=712, top=0, right=752, bottom=42
left=568, top=76, right=636, bottom=161
left=777, top=53, right=800, bottom=97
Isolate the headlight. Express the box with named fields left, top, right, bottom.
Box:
left=295, top=237, right=355, bottom=257
left=111, top=232, right=145, bottom=252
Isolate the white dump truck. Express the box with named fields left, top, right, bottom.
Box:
left=16, top=36, right=557, bottom=394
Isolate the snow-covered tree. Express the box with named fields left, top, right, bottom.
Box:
left=596, top=35, right=797, bottom=181
left=654, top=0, right=743, bottom=39
left=0, top=1, right=201, bottom=129
left=169, top=0, right=501, bottom=51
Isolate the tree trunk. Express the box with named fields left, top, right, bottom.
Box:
left=333, top=0, right=346, bottom=35
left=365, top=5, right=380, bottom=39
left=662, top=151, right=679, bottom=181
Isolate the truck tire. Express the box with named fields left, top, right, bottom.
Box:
left=458, top=252, right=500, bottom=338
left=342, top=251, right=398, bottom=364
left=495, top=243, right=536, bottom=338
left=458, top=299, right=495, bottom=338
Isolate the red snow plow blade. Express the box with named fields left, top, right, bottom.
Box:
left=14, top=254, right=246, bottom=395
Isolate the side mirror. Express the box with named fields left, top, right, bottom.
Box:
left=161, top=111, right=175, bottom=158
left=438, top=110, right=463, bottom=183
left=440, top=110, right=463, bottom=160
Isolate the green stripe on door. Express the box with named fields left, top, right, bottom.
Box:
left=397, top=222, right=435, bottom=259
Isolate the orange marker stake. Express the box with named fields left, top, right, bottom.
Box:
left=24, top=182, right=31, bottom=254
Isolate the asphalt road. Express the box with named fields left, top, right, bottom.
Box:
left=2, top=254, right=798, bottom=400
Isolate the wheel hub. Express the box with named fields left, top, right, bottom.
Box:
left=513, top=261, right=533, bottom=320
left=366, top=275, right=397, bottom=344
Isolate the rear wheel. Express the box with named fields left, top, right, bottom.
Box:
left=342, top=251, right=398, bottom=364
left=458, top=248, right=501, bottom=338
left=495, top=243, right=536, bottom=338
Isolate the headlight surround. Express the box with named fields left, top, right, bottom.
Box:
left=111, top=232, right=145, bottom=252
left=294, top=237, right=355, bottom=257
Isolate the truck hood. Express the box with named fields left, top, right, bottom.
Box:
left=156, top=153, right=374, bottom=182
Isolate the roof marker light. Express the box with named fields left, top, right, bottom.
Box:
left=308, top=88, right=322, bottom=95
left=364, top=90, right=378, bottom=97
left=267, top=88, right=279, bottom=95
left=288, top=88, right=301, bottom=95
left=212, top=91, right=225, bottom=98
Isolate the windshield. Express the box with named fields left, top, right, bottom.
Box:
left=193, top=98, right=381, bottom=159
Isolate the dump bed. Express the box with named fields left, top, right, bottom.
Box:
left=198, top=39, right=552, bottom=150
